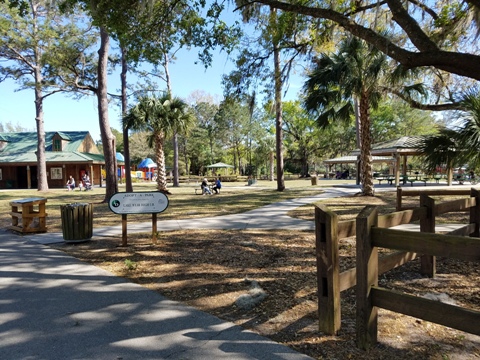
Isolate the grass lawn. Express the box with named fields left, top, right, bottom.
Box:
left=0, top=178, right=350, bottom=232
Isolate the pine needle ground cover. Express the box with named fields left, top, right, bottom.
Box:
left=47, top=187, right=479, bottom=359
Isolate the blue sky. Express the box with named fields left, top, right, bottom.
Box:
left=0, top=48, right=304, bottom=143
left=0, top=48, right=235, bottom=142
left=0, top=3, right=309, bottom=144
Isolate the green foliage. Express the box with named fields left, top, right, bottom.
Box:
left=370, top=100, right=438, bottom=141
left=124, top=259, right=137, bottom=270
left=304, top=37, right=389, bottom=127
left=111, top=127, right=124, bottom=153
left=0, top=0, right=28, bottom=15
left=420, top=91, right=480, bottom=173
left=282, top=100, right=324, bottom=176
left=0, top=2, right=97, bottom=94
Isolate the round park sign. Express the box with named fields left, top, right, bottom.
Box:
left=109, top=192, right=169, bottom=215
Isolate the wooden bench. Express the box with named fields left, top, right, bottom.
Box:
left=9, top=197, right=47, bottom=233
left=195, top=186, right=219, bottom=195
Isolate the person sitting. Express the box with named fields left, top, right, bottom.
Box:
left=212, top=176, right=222, bottom=194
left=82, top=172, right=92, bottom=190
left=66, top=176, right=75, bottom=191
left=201, top=178, right=211, bottom=195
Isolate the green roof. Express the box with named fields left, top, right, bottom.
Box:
left=0, top=131, right=111, bottom=165
left=0, top=131, right=90, bottom=153
left=350, top=136, right=425, bottom=156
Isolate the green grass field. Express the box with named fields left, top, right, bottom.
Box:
left=1, top=178, right=354, bottom=232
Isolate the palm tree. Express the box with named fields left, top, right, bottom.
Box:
left=124, top=95, right=193, bottom=193
left=420, top=91, right=480, bottom=184
left=304, top=37, right=389, bottom=196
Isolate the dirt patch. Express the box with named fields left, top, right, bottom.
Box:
left=50, top=228, right=480, bottom=359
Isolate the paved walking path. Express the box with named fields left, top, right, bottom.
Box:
left=27, top=186, right=362, bottom=245
left=2, top=186, right=366, bottom=360
left=1, top=184, right=464, bottom=359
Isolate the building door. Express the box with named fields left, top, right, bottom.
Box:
left=16, top=167, right=27, bottom=188
left=30, top=166, right=38, bottom=188
left=16, top=166, right=38, bottom=189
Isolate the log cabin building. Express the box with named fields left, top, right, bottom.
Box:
left=0, top=131, right=111, bottom=189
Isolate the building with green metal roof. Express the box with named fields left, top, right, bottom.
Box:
left=0, top=131, right=112, bottom=189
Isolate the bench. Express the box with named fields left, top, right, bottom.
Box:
left=8, top=197, right=47, bottom=233
left=195, top=186, right=220, bottom=195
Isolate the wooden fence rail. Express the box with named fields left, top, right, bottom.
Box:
left=356, top=204, right=480, bottom=349
left=315, top=187, right=480, bottom=339
left=396, top=187, right=473, bottom=211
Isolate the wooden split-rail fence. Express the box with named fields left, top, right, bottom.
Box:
left=315, top=187, right=480, bottom=349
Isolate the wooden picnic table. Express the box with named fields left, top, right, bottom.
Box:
left=8, top=197, right=47, bottom=233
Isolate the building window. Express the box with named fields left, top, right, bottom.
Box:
left=53, top=139, right=62, bottom=151
left=51, top=167, right=62, bottom=180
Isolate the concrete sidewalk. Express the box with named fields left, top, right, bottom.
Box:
left=26, top=187, right=362, bottom=245
left=3, top=188, right=368, bottom=359
left=3, top=185, right=464, bottom=359
left=0, top=232, right=313, bottom=359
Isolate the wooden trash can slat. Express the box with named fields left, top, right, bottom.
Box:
left=61, top=203, right=93, bottom=242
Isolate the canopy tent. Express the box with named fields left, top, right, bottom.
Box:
left=206, top=162, right=234, bottom=169
left=206, top=162, right=234, bottom=175
left=136, top=158, right=157, bottom=181
left=138, top=158, right=157, bottom=169
left=116, top=152, right=125, bottom=162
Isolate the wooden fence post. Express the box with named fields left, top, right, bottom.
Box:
left=356, top=205, right=378, bottom=350
left=396, top=186, right=403, bottom=211
left=470, top=188, right=480, bottom=237
left=420, top=194, right=436, bottom=277
left=315, top=204, right=340, bottom=335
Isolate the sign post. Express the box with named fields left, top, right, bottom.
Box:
left=109, top=192, right=169, bottom=245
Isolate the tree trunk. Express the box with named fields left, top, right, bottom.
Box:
left=233, top=146, right=238, bottom=174
left=269, top=151, right=275, bottom=181
left=27, top=3, right=48, bottom=191
left=97, top=27, right=118, bottom=202
left=154, top=131, right=169, bottom=193
left=121, top=46, right=133, bottom=192
left=273, top=18, right=285, bottom=191
left=173, top=133, right=179, bottom=186
left=32, top=9, right=48, bottom=192
left=182, top=137, right=189, bottom=177
left=163, top=54, right=179, bottom=187
left=354, top=97, right=361, bottom=148
left=359, top=92, right=374, bottom=196
left=34, top=79, right=48, bottom=191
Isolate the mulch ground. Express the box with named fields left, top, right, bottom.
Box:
left=50, top=227, right=480, bottom=360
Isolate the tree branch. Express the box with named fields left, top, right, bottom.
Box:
left=248, top=0, right=480, bottom=80
left=388, top=89, right=464, bottom=111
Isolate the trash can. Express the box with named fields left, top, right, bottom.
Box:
left=61, top=203, right=93, bottom=242
left=311, top=176, right=317, bottom=185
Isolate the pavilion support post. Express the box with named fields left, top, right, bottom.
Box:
left=394, top=154, right=401, bottom=186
